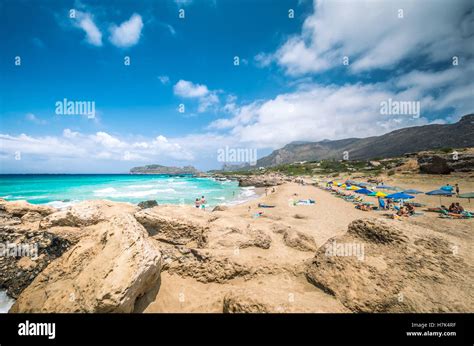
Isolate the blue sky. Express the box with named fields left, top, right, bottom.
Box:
left=0, top=0, right=473, bottom=173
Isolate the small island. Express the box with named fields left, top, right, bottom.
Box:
left=129, top=164, right=200, bottom=175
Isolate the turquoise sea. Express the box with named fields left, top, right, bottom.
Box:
left=0, top=174, right=256, bottom=208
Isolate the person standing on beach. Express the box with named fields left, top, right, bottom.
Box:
left=195, top=198, right=201, bottom=208
left=455, top=184, right=460, bottom=197
left=201, top=195, right=206, bottom=209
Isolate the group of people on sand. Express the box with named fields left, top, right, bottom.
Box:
left=194, top=195, right=207, bottom=209
left=447, top=202, right=464, bottom=214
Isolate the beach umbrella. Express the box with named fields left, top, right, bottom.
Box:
left=355, top=188, right=373, bottom=195
left=376, top=185, right=393, bottom=189
left=403, top=189, right=423, bottom=194
left=459, top=192, right=474, bottom=203
left=340, top=184, right=347, bottom=188
left=385, top=192, right=415, bottom=200
left=440, top=185, right=454, bottom=192
left=349, top=186, right=360, bottom=190
left=369, top=191, right=387, bottom=197
left=426, top=189, right=453, bottom=205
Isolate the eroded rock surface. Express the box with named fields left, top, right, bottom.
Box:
left=10, top=214, right=162, bottom=313
left=305, top=218, right=473, bottom=312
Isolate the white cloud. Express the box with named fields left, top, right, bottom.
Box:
left=91, top=132, right=126, bottom=149
left=174, top=0, right=193, bottom=6
left=109, top=14, right=143, bottom=48
left=73, top=11, right=102, bottom=46
left=209, top=65, right=474, bottom=149
left=158, top=75, right=170, bottom=85
left=25, top=113, right=46, bottom=125
left=261, top=0, right=473, bottom=75
left=173, top=80, right=220, bottom=112
left=0, top=131, right=193, bottom=164
left=174, top=80, right=209, bottom=98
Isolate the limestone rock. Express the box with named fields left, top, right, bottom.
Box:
left=0, top=200, right=55, bottom=218
left=134, top=207, right=208, bottom=246
left=10, top=214, right=162, bottom=313
left=39, top=201, right=104, bottom=229
left=305, top=218, right=473, bottom=312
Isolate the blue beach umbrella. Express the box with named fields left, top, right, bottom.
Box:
left=426, top=189, right=453, bottom=196
left=385, top=192, right=415, bottom=200
left=426, top=189, right=453, bottom=205
left=355, top=188, right=373, bottom=195
left=403, top=189, right=423, bottom=194
left=440, top=185, right=454, bottom=192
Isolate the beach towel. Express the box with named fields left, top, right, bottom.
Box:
left=295, top=199, right=315, bottom=205
left=258, top=204, right=275, bottom=208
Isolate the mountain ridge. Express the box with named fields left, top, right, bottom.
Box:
left=256, top=114, right=474, bottom=167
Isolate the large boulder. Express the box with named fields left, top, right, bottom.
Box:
left=134, top=207, right=208, bottom=246
left=138, top=200, right=158, bottom=209
left=10, top=214, right=162, bottom=313
left=39, top=200, right=136, bottom=229
left=418, top=155, right=452, bottom=174
left=238, top=176, right=283, bottom=187
left=0, top=200, right=55, bottom=218
left=305, top=218, right=472, bottom=312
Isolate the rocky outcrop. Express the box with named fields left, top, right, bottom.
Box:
left=130, top=164, right=199, bottom=175
left=138, top=200, right=158, bottom=209
left=39, top=201, right=107, bottom=229
left=418, top=152, right=474, bottom=174
left=418, top=155, right=452, bottom=174
left=167, top=251, right=253, bottom=283
left=0, top=200, right=55, bottom=218
left=0, top=228, right=72, bottom=299
left=0, top=201, right=73, bottom=299
left=238, top=175, right=284, bottom=187
left=212, top=205, right=228, bottom=212
left=210, top=227, right=271, bottom=250
left=282, top=229, right=317, bottom=252
left=10, top=214, right=162, bottom=313
left=305, top=218, right=473, bottom=312
left=134, top=207, right=208, bottom=246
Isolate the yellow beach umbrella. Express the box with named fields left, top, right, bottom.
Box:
left=350, top=186, right=360, bottom=190
left=341, top=184, right=347, bottom=188
left=375, top=191, right=387, bottom=197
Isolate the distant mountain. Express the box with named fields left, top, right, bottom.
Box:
left=130, top=164, right=199, bottom=175
left=257, top=114, right=474, bottom=167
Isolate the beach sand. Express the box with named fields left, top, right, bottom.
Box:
left=143, top=174, right=473, bottom=312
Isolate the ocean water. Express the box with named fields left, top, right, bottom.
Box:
left=0, top=174, right=255, bottom=208
left=0, top=290, right=14, bottom=313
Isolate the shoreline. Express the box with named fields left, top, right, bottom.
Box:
left=0, top=175, right=260, bottom=209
